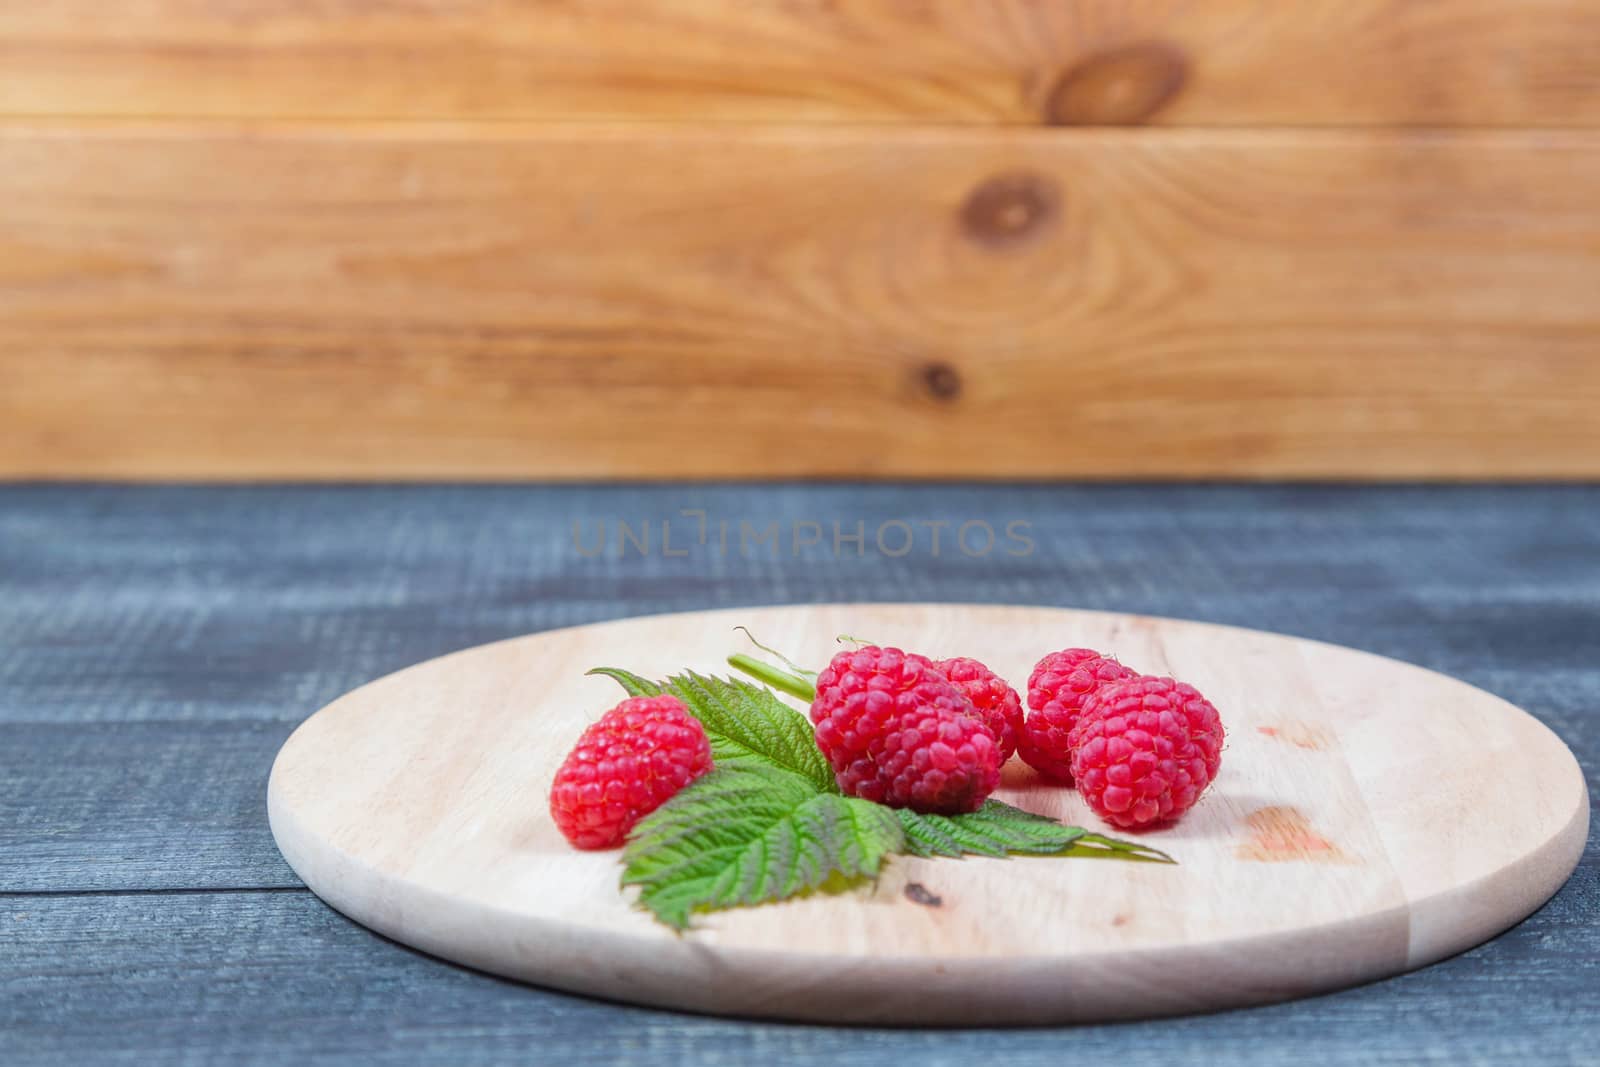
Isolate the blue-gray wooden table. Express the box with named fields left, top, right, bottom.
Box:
left=3, top=484, right=1596, bottom=1065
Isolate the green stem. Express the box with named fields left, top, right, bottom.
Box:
left=727, top=653, right=818, bottom=702
left=732, top=627, right=817, bottom=680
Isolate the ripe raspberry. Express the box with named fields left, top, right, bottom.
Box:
left=1068, top=677, right=1224, bottom=830
left=549, top=695, right=713, bottom=850
left=1018, top=648, right=1137, bottom=781
left=810, top=646, right=953, bottom=776
left=1161, top=678, right=1225, bottom=780
left=870, top=703, right=1001, bottom=813
left=811, top=646, right=999, bottom=813
left=934, top=657, right=1023, bottom=763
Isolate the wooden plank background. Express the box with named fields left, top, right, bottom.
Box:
left=2, top=1, right=1599, bottom=479
left=4, top=124, right=1598, bottom=479
left=2, top=0, right=1598, bottom=125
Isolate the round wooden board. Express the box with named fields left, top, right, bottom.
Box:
left=268, top=604, right=1588, bottom=1024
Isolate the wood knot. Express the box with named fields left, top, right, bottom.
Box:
left=904, top=882, right=943, bottom=908
left=918, top=361, right=962, bottom=402
left=959, top=172, right=1060, bottom=249
left=1045, top=42, right=1188, bottom=126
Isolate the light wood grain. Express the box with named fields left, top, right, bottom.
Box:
left=5, top=124, right=1600, bottom=480
left=267, top=603, right=1589, bottom=1024
left=2, top=1, right=1598, bottom=126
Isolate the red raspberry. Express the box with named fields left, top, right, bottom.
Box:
left=811, top=646, right=999, bottom=813
left=810, top=646, right=952, bottom=776
left=1162, top=679, right=1225, bottom=780
left=1068, top=677, right=1223, bottom=830
left=548, top=695, right=713, bottom=849
left=1018, top=648, right=1136, bottom=781
left=871, top=704, right=1001, bottom=813
left=934, top=657, right=1023, bottom=763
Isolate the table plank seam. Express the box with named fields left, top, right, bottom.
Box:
left=0, top=885, right=308, bottom=899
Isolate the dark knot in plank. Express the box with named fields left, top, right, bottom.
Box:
left=1045, top=42, right=1188, bottom=126
left=918, top=361, right=963, bottom=402
left=959, top=172, right=1060, bottom=249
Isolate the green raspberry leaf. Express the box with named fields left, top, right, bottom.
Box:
left=663, top=672, right=835, bottom=789
left=622, top=766, right=904, bottom=930
left=896, top=800, right=1174, bottom=864
left=590, top=666, right=834, bottom=791
left=585, top=667, right=662, bottom=698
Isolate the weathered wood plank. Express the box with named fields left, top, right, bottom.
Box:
left=0, top=722, right=300, bottom=892
left=1, top=0, right=1598, bottom=126
left=3, top=485, right=1597, bottom=900
left=4, top=485, right=1600, bottom=725
left=3, top=887, right=1598, bottom=1065
left=2, top=485, right=1598, bottom=1060
left=4, top=126, right=1600, bottom=480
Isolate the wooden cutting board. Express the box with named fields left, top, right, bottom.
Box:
left=267, top=604, right=1588, bottom=1024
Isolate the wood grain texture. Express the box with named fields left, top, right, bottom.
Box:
left=267, top=603, right=1587, bottom=1024
left=0, top=722, right=299, bottom=893
left=8, top=885, right=1596, bottom=1067
left=5, top=485, right=1599, bottom=1062
left=4, top=124, right=1600, bottom=480
left=2, top=0, right=1598, bottom=126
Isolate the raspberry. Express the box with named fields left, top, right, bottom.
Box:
left=811, top=646, right=999, bottom=813
left=1163, top=679, right=1225, bottom=780
left=548, top=695, right=713, bottom=849
left=870, top=703, right=1001, bottom=813
left=934, top=657, right=1023, bottom=763
left=1068, top=677, right=1223, bottom=830
left=810, top=646, right=953, bottom=776
left=1018, top=648, right=1137, bottom=781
